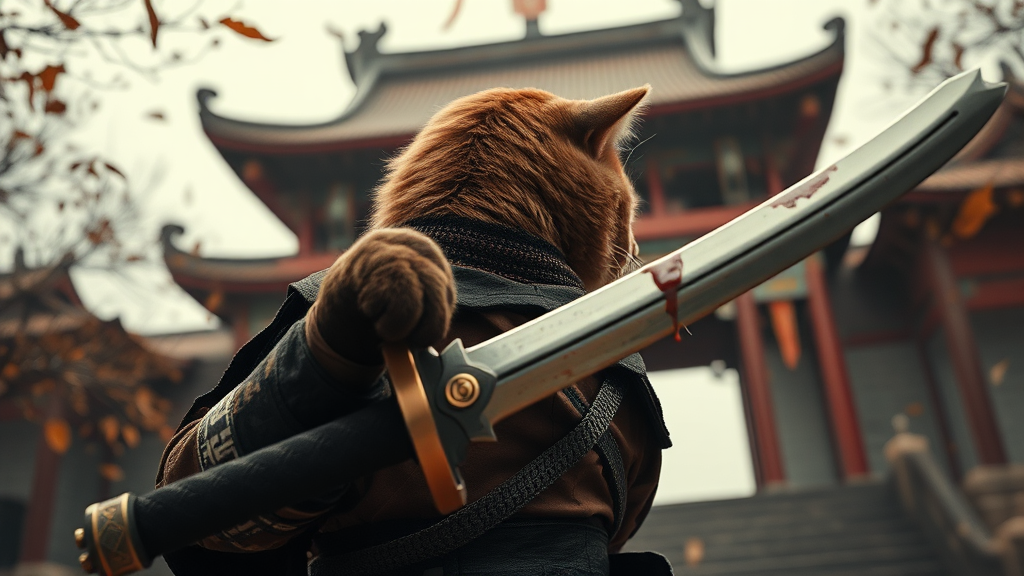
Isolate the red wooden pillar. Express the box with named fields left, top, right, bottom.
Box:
left=645, top=159, right=667, bottom=217
left=805, top=254, right=869, bottom=479
left=19, top=395, right=63, bottom=563
left=921, top=237, right=1007, bottom=465
left=735, top=291, right=786, bottom=486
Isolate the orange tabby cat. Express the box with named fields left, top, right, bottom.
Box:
left=158, top=86, right=669, bottom=576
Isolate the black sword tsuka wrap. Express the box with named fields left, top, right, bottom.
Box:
left=197, top=319, right=387, bottom=469
left=140, top=399, right=414, bottom=565
left=309, top=378, right=626, bottom=576
left=193, top=319, right=388, bottom=549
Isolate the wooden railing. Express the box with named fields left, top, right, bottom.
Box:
left=885, top=433, right=1024, bottom=575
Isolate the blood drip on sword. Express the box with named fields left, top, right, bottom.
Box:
left=644, top=254, right=687, bottom=341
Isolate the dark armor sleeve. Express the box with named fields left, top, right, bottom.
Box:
left=191, top=319, right=387, bottom=551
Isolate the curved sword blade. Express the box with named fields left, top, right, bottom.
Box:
left=473, top=69, right=1006, bottom=424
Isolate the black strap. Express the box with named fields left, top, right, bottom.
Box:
left=563, top=387, right=627, bottom=539
left=310, top=378, right=625, bottom=576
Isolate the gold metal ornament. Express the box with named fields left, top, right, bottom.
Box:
left=445, top=374, right=480, bottom=408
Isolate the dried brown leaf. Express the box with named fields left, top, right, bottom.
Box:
left=104, top=162, right=125, bottom=178
left=44, top=98, right=66, bottom=114
left=37, top=64, right=64, bottom=92
left=912, top=27, right=940, bottom=74
left=43, top=0, right=80, bottom=30
left=99, top=463, right=124, bottom=482
left=44, top=418, right=72, bottom=454
left=100, top=415, right=119, bottom=444
left=122, top=424, right=140, bottom=448
left=218, top=17, right=274, bottom=41
left=144, top=0, right=160, bottom=48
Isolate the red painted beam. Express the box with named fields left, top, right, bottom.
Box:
left=965, top=276, right=1024, bottom=311
left=805, top=255, right=869, bottom=479
left=735, top=291, right=786, bottom=487
left=633, top=202, right=757, bottom=242
left=921, top=237, right=1007, bottom=465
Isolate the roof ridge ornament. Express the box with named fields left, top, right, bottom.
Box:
left=345, top=22, right=387, bottom=86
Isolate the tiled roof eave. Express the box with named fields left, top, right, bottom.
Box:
left=199, top=17, right=845, bottom=154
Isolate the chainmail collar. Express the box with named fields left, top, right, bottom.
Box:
left=401, top=215, right=585, bottom=291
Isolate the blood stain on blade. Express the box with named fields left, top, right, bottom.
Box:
left=770, top=165, right=838, bottom=209
left=644, top=254, right=684, bottom=341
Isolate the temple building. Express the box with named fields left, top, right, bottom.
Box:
left=165, top=0, right=850, bottom=487
left=155, top=0, right=1024, bottom=571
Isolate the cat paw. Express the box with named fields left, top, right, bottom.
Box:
left=309, top=228, right=456, bottom=365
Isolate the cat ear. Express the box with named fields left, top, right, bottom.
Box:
left=574, top=85, right=650, bottom=159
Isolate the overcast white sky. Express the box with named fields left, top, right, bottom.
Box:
left=59, top=0, right=965, bottom=505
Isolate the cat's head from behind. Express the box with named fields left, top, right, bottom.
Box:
left=370, top=85, right=650, bottom=291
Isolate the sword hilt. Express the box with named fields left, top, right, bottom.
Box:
left=75, top=493, right=150, bottom=576
left=382, top=339, right=498, bottom=514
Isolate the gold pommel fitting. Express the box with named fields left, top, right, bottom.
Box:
left=76, top=493, right=150, bottom=576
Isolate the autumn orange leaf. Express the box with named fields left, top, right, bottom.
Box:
left=122, top=424, right=140, bottom=448
left=204, top=289, right=224, bottom=313
left=100, top=415, right=119, bottom=444
left=37, top=64, right=64, bottom=92
left=104, top=163, right=125, bottom=178
left=44, top=99, right=66, bottom=114
left=951, top=182, right=997, bottom=239
left=43, top=0, right=80, bottom=30
left=99, top=463, right=124, bottom=482
left=218, top=17, right=274, bottom=41
left=912, top=27, right=939, bottom=74
left=1, top=363, right=19, bottom=379
left=144, top=0, right=160, bottom=48
left=768, top=300, right=801, bottom=370
left=44, top=418, right=72, bottom=454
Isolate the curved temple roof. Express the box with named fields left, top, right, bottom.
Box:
left=199, top=5, right=845, bottom=153
left=161, top=225, right=339, bottom=294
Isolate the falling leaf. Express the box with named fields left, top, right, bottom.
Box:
left=951, top=183, right=997, bottom=239
left=204, top=290, right=224, bottom=313
left=218, top=17, right=274, bottom=41
left=905, top=402, right=925, bottom=417
left=1, top=363, right=18, bottom=380
left=684, top=537, right=705, bottom=566
left=442, top=0, right=464, bottom=30
left=198, top=16, right=209, bottom=29
left=144, top=0, right=160, bottom=48
left=146, top=110, right=165, bottom=121
left=44, top=418, right=72, bottom=454
left=44, top=99, right=66, bottom=114
left=86, top=219, right=113, bottom=245
left=36, top=64, right=64, bottom=92
left=12, top=130, right=30, bottom=141
left=159, top=425, right=176, bottom=443
left=122, top=424, right=140, bottom=448
left=100, top=415, right=119, bottom=444
left=103, top=163, right=125, bottom=178
left=990, top=359, right=1010, bottom=386
left=99, top=463, right=124, bottom=482
left=43, top=0, right=80, bottom=30
left=912, top=27, right=940, bottom=74
left=768, top=300, right=801, bottom=370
